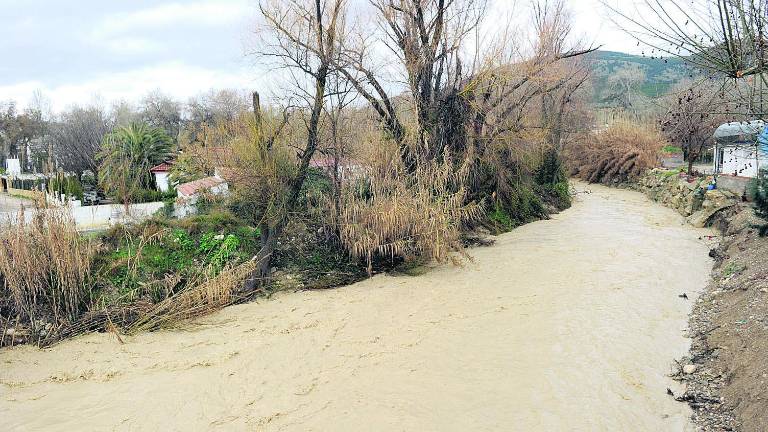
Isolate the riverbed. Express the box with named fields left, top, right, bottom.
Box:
left=0, top=184, right=714, bottom=431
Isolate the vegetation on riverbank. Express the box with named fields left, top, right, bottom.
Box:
left=565, top=121, right=667, bottom=184
left=1, top=149, right=572, bottom=347
left=1, top=0, right=590, bottom=347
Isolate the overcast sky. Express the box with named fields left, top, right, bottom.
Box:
left=0, top=0, right=638, bottom=112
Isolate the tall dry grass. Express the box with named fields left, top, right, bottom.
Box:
left=331, top=141, right=483, bottom=273
left=0, top=208, right=97, bottom=327
left=565, top=121, right=666, bottom=184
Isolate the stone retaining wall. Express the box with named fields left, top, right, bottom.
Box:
left=636, top=169, right=740, bottom=228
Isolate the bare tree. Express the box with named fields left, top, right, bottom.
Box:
left=336, top=0, right=488, bottom=169
left=605, top=0, right=768, bottom=116
left=659, top=82, right=723, bottom=174
left=532, top=0, right=592, bottom=152
left=335, top=0, right=595, bottom=171
left=244, top=0, right=347, bottom=287
left=319, top=73, right=358, bottom=220
left=49, top=105, right=112, bottom=174
left=603, top=66, right=647, bottom=110
left=184, top=89, right=251, bottom=146
left=140, top=91, right=183, bottom=143
left=0, top=102, right=47, bottom=172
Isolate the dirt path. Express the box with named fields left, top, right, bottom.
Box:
left=0, top=184, right=715, bottom=431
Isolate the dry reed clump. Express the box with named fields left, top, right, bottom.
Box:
left=125, top=259, right=260, bottom=333
left=0, top=208, right=97, bottom=328
left=565, top=121, right=666, bottom=184
left=331, top=143, right=483, bottom=273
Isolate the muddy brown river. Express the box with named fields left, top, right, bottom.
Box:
left=0, top=184, right=714, bottom=431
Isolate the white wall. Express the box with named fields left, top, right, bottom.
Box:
left=173, top=183, right=229, bottom=218
left=716, top=145, right=765, bottom=178
left=5, top=159, right=21, bottom=175
left=155, top=172, right=171, bottom=192
left=0, top=202, right=165, bottom=231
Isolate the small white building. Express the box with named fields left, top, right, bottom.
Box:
left=5, top=158, right=21, bottom=175
left=173, top=174, right=229, bottom=218
left=713, top=121, right=768, bottom=178
left=150, top=162, right=173, bottom=192
left=176, top=176, right=228, bottom=199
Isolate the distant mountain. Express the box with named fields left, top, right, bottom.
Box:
left=586, top=50, right=696, bottom=107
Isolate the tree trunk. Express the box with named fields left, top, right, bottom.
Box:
left=245, top=65, right=329, bottom=290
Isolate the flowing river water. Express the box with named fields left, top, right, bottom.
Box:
left=0, top=184, right=714, bottom=431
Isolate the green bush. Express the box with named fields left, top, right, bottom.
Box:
left=65, top=177, right=84, bottom=201
left=748, top=168, right=768, bottom=236
left=547, top=181, right=571, bottom=209
left=299, top=167, right=333, bottom=209
left=209, top=234, right=240, bottom=272
left=179, top=209, right=245, bottom=234
left=507, top=186, right=547, bottom=223
left=488, top=203, right=515, bottom=232
left=157, top=197, right=176, bottom=218
left=536, top=149, right=567, bottom=186
left=662, top=145, right=683, bottom=154
left=95, top=217, right=260, bottom=304
left=130, top=188, right=176, bottom=204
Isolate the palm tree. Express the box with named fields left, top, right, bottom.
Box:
left=97, top=122, right=172, bottom=203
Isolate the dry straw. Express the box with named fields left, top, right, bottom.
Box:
left=331, top=141, right=483, bottom=273
left=566, top=121, right=667, bottom=184
left=0, top=207, right=97, bottom=327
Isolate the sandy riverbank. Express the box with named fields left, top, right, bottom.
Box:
left=0, top=184, right=715, bottom=431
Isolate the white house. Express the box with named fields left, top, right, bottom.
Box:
left=713, top=121, right=768, bottom=178
left=150, top=162, right=173, bottom=192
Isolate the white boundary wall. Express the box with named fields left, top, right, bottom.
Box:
left=0, top=202, right=165, bottom=231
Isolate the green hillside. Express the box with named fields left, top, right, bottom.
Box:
left=587, top=50, right=695, bottom=107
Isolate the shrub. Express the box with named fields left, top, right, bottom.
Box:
left=536, top=181, right=571, bottom=210
left=536, top=148, right=567, bottom=186
left=662, top=145, right=683, bottom=154
left=748, top=168, right=768, bottom=236
left=332, top=145, right=482, bottom=273
left=179, top=209, right=245, bottom=234
left=488, top=203, right=514, bottom=232
left=565, top=121, right=666, bottom=184
left=130, top=188, right=175, bottom=204
left=0, top=209, right=97, bottom=326
left=160, top=197, right=176, bottom=218
left=533, top=148, right=571, bottom=211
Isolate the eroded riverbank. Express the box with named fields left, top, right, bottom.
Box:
left=0, top=184, right=714, bottom=431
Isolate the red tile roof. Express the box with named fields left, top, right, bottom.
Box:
left=150, top=162, right=173, bottom=173
left=177, top=176, right=226, bottom=197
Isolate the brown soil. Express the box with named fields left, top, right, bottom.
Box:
left=675, top=207, right=768, bottom=431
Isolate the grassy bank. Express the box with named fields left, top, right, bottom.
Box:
left=1, top=174, right=572, bottom=348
